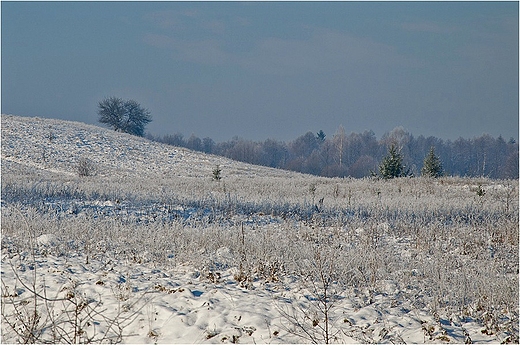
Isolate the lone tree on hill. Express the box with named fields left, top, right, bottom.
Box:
left=378, top=144, right=410, bottom=179
left=421, top=146, right=444, bottom=178
left=97, top=97, right=152, bottom=137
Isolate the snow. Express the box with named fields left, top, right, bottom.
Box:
left=1, top=114, right=518, bottom=343
left=2, top=253, right=502, bottom=344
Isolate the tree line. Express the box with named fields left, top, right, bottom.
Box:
left=95, top=97, right=517, bottom=179
left=147, top=126, right=518, bottom=180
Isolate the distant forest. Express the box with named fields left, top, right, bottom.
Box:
left=147, top=126, right=519, bottom=179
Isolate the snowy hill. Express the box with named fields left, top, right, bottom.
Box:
left=1, top=114, right=319, bottom=221
left=1, top=114, right=298, bottom=180
left=1, top=114, right=518, bottom=344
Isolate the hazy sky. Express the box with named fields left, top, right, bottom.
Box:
left=2, top=1, right=518, bottom=142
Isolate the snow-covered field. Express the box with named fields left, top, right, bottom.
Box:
left=1, top=114, right=518, bottom=343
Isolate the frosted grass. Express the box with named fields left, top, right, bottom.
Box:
left=2, top=115, right=518, bottom=342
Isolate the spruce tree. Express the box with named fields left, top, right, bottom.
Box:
left=378, top=144, right=409, bottom=179
left=212, top=165, right=222, bottom=181
left=421, top=146, right=444, bottom=178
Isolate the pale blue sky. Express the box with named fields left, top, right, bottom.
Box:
left=2, top=1, right=518, bottom=141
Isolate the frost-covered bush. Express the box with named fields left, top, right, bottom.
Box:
left=77, top=156, right=95, bottom=177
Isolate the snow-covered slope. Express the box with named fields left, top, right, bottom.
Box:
left=1, top=114, right=319, bottom=217
left=1, top=114, right=297, bottom=180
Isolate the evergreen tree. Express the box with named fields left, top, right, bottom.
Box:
left=317, top=130, right=326, bottom=142
left=421, top=146, right=444, bottom=178
left=378, top=144, right=409, bottom=179
left=212, top=165, right=222, bottom=181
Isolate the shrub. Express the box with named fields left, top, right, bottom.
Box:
left=77, top=157, right=94, bottom=177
